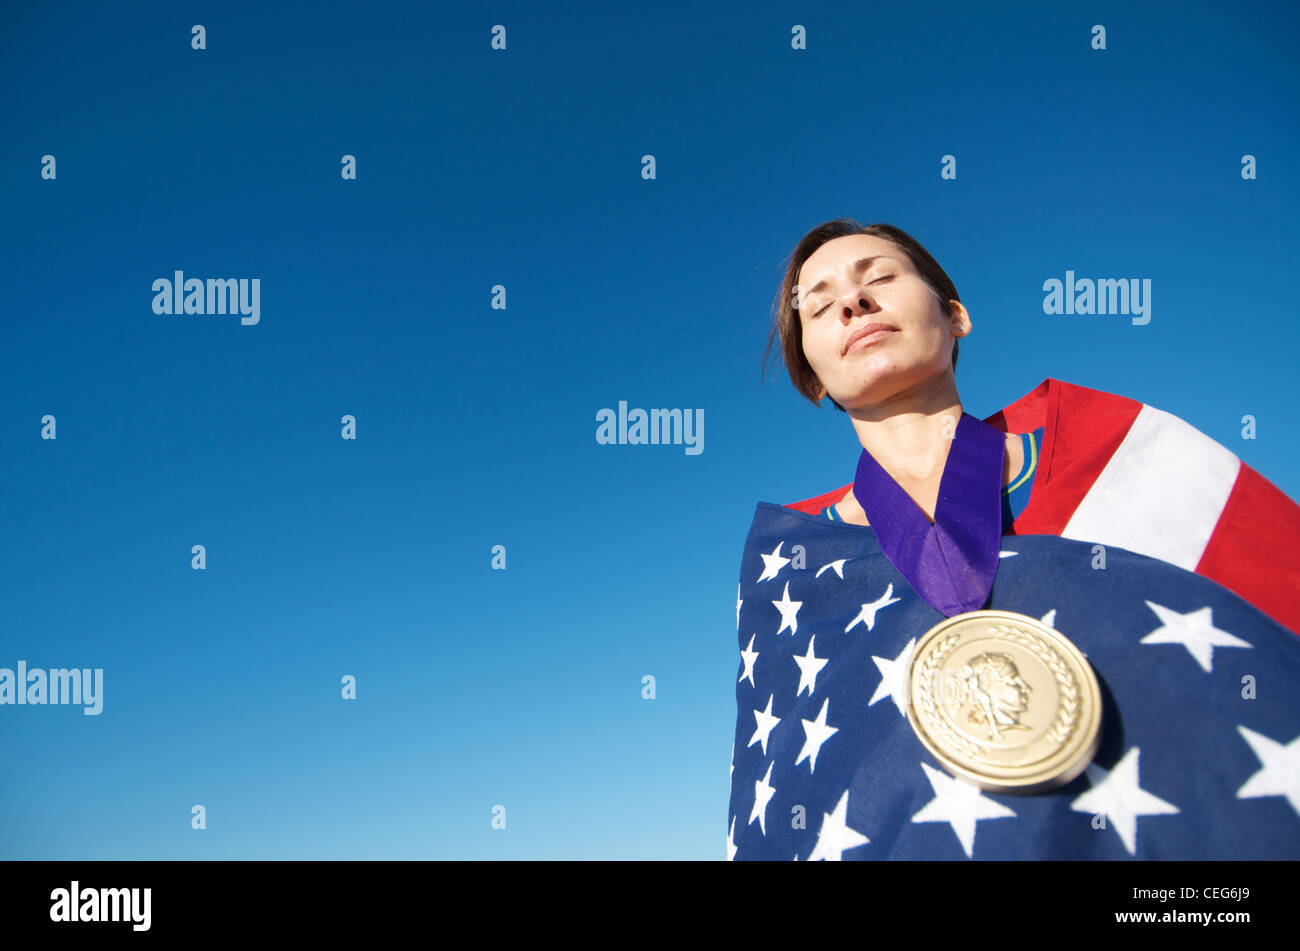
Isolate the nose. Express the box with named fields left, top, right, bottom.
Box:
left=837, top=290, right=876, bottom=319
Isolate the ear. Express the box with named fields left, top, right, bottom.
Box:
left=947, top=300, right=973, bottom=338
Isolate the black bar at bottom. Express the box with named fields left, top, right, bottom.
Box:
left=0, top=860, right=1288, bottom=938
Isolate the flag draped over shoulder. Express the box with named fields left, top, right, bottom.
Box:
left=785, top=378, right=1300, bottom=637
left=727, top=379, right=1300, bottom=860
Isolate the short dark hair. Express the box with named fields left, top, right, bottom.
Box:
left=762, top=219, right=962, bottom=411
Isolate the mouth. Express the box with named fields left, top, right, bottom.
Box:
left=843, top=323, right=897, bottom=355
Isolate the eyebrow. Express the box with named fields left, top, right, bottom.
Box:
left=802, top=255, right=898, bottom=300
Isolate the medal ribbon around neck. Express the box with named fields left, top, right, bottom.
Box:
left=852, top=411, right=1006, bottom=617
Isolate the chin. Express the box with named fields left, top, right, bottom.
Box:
left=840, top=364, right=941, bottom=406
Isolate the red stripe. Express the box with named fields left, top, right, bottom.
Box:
left=1003, top=380, right=1142, bottom=536
left=1196, top=462, right=1300, bottom=636
left=982, top=376, right=1053, bottom=434
left=785, top=487, right=848, bottom=515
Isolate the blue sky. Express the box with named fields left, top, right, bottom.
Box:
left=2, top=0, right=1297, bottom=858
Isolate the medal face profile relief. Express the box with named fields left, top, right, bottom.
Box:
left=906, top=610, right=1103, bottom=794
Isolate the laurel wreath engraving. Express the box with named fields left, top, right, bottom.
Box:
left=915, top=623, right=1081, bottom=758
left=917, top=632, right=985, bottom=755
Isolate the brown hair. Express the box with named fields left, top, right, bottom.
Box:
left=762, top=219, right=962, bottom=412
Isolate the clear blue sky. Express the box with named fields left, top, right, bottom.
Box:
left=2, top=0, right=1297, bottom=859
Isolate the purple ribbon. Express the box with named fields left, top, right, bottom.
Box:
left=852, top=411, right=1005, bottom=617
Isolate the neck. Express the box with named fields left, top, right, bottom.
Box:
left=846, top=372, right=962, bottom=485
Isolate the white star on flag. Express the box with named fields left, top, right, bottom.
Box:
left=868, top=637, right=917, bottom=716
left=749, top=761, right=777, bottom=835
left=772, top=581, right=802, bottom=636
left=1070, top=747, right=1179, bottom=855
left=736, top=583, right=742, bottom=631
left=911, top=763, right=1016, bottom=858
left=726, top=815, right=738, bottom=860
left=1235, top=726, right=1300, bottom=816
left=795, top=698, right=838, bottom=773
left=748, top=694, right=781, bottom=757
left=738, top=634, right=759, bottom=687
left=756, top=542, right=792, bottom=582
left=1139, top=600, right=1251, bottom=673
left=793, top=635, right=829, bottom=697
left=806, top=790, right=870, bottom=860
left=845, top=583, right=902, bottom=633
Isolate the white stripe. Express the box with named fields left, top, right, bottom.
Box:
left=1061, top=403, right=1241, bottom=570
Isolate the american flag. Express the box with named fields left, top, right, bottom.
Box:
left=727, top=379, right=1300, bottom=860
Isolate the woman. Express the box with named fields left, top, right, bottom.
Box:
left=727, top=219, right=1300, bottom=860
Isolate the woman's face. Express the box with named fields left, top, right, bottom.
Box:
left=796, top=234, right=969, bottom=410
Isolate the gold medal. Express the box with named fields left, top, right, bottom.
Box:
left=905, top=610, right=1102, bottom=794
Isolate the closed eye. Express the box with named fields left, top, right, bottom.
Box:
left=811, top=275, right=893, bottom=316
